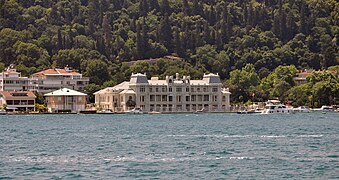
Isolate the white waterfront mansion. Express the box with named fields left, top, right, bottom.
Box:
left=94, top=73, right=231, bottom=113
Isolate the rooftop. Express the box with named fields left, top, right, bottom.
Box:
left=0, top=91, right=36, bottom=99
left=44, top=88, right=87, bottom=96
left=33, top=68, right=81, bottom=76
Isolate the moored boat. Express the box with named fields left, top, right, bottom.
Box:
left=0, top=109, right=7, bottom=115
left=126, top=107, right=143, bottom=114
left=261, top=100, right=294, bottom=114
left=97, top=109, right=114, bottom=114
left=313, top=105, right=334, bottom=112
left=293, top=106, right=311, bottom=113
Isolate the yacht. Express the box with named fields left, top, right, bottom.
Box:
left=126, top=107, right=144, bottom=114
left=293, top=106, right=311, bottom=113
left=261, top=100, right=294, bottom=114
left=313, top=105, right=334, bottom=112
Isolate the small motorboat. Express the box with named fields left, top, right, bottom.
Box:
left=293, top=106, right=311, bottom=113
left=126, top=108, right=143, bottom=114
left=0, top=109, right=7, bottom=115
left=97, top=109, right=114, bottom=114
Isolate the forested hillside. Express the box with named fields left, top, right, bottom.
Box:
left=0, top=0, right=338, bottom=105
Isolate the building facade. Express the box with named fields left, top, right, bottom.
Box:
left=95, top=73, right=231, bottom=113
left=0, top=65, right=89, bottom=94
left=0, top=65, right=29, bottom=91
left=0, top=91, right=36, bottom=112
left=44, top=88, right=87, bottom=113
left=29, top=67, right=89, bottom=94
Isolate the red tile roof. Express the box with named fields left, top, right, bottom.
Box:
left=0, top=91, right=36, bottom=99
left=33, top=69, right=80, bottom=75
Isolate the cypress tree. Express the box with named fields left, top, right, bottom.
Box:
left=136, top=22, right=144, bottom=59
left=161, top=0, right=171, bottom=15
left=149, top=0, right=160, bottom=12
left=57, top=28, right=63, bottom=50
left=102, top=13, right=112, bottom=48
left=182, top=0, right=190, bottom=16
left=159, top=13, right=172, bottom=51
left=192, top=0, right=200, bottom=15
left=299, top=1, right=307, bottom=34
left=173, top=27, right=182, bottom=56
left=280, top=10, right=287, bottom=41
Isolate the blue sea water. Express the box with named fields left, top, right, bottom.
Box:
left=0, top=113, right=338, bottom=179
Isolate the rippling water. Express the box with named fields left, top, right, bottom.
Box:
left=0, top=113, right=338, bottom=179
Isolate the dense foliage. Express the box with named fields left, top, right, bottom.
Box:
left=0, top=0, right=338, bottom=105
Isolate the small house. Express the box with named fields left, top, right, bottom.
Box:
left=44, top=88, right=87, bottom=113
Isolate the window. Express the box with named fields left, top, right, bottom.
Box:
left=150, top=95, right=155, bottom=102
left=176, top=87, right=182, bottom=92
left=162, top=87, right=166, bottom=92
left=177, top=96, right=181, bottom=102
left=213, top=96, right=217, bottom=102
left=140, top=87, right=145, bottom=92
left=186, top=96, right=190, bottom=102
left=140, top=96, right=145, bottom=102
left=169, top=87, right=172, bottom=92
left=204, top=95, right=209, bottom=101
left=169, top=96, right=173, bottom=102
left=203, top=87, right=207, bottom=92
left=212, top=87, right=218, bottom=92
left=156, top=87, right=159, bottom=92
left=186, top=87, right=189, bottom=92
left=191, top=95, right=196, bottom=102
left=162, top=95, right=167, bottom=101
left=156, top=95, right=161, bottom=101
left=149, top=87, right=153, bottom=92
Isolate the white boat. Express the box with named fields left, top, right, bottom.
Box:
left=0, top=109, right=7, bottom=115
left=261, top=100, right=294, bottom=114
left=148, top=111, right=161, bottom=114
left=237, top=109, right=262, bottom=114
left=126, top=107, right=143, bottom=114
left=313, top=105, right=334, bottom=112
left=97, top=109, right=114, bottom=114
left=293, top=106, right=311, bottom=113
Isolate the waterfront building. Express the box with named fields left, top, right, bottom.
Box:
left=0, top=91, right=36, bottom=112
left=29, top=67, right=89, bottom=94
left=94, top=73, right=231, bottom=113
left=0, top=65, right=29, bottom=91
left=44, top=88, right=87, bottom=113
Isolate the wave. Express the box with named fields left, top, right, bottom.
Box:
left=166, top=134, right=325, bottom=138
